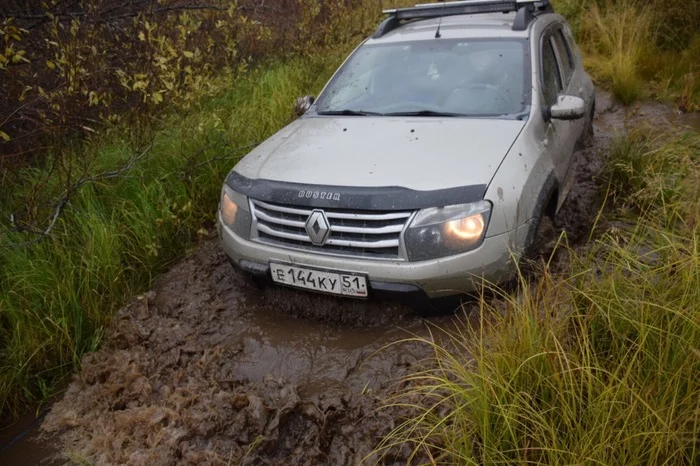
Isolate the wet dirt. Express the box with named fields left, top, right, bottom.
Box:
left=3, top=90, right=697, bottom=465
left=38, top=242, right=474, bottom=465
left=0, top=409, right=59, bottom=465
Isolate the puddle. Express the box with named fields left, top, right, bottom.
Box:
left=2, top=89, right=697, bottom=465
left=0, top=409, right=59, bottom=465
left=33, top=242, right=471, bottom=465
left=597, top=93, right=700, bottom=133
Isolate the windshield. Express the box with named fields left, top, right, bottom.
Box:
left=315, top=39, right=530, bottom=118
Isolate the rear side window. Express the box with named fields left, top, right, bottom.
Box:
left=562, top=25, right=581, bottom=62
left=541, top=38, right=562, bottom=106
left=552, top=30, right=574, bottom=85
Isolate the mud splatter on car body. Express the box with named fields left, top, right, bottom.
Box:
left=40, top=241, right=467, bottom=465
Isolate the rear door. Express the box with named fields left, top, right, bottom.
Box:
left=540, top=25, right=581, bottom=187
left=551, top=26, right=587, bottom=141
left=561, top=24, right=595, bottom=116
left=540, top=29, right=567, bottom=182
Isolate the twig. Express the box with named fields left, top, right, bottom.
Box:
left=6, top=144, right=152, bottom=248
left=180, top=141, right=260, bottom=178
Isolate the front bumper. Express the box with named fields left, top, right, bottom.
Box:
left=218, top=214, right=533, bottom=299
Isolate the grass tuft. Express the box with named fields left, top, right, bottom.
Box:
left=554, top=0, right=700, bottom=108
left=580, top=1, right=651, bottom=105
left=375, top=129, right=700, bottom=464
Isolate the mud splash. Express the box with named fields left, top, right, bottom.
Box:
left=22, top=90, right=697, bottom=465
left=38, top=242, right=472, bottom=465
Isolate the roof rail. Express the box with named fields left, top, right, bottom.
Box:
left=373, top=0, right=552, bottom=38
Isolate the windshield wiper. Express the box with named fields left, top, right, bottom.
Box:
left=383, top=110, right=465, bottom=117
left=317, top=109, right=384, bottom=116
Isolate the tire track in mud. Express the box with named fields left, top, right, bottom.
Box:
left=41, top=242, right=465, bottom=465
left=32, top=91, right=698, bottom=465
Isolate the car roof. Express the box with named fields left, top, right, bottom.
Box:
left=365, top=12, right=555, bottom=45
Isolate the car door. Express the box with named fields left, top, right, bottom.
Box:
left=561, top=24, right=595, bottom=119
left=540, top=28, right=570, bottom=183
left=551, top=26, right=587, bottom=142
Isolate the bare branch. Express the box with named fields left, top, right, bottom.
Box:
left=180, top=141, right=260, bottom=179
left=5, top=144, right=152, bottom=248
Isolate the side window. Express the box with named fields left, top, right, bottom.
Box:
left=552, top=29, right=574, bottom=85
left=562, top=25, right=582, bottom=63
left=541, top=36, right=562, bottom=106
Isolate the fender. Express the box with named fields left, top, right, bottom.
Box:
left=523, top=171, right=558, bottom=251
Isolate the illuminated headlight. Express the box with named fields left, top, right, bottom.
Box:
left=404, top=201, right=491, bottom=261
left=219, top=185, right=252, bottom=239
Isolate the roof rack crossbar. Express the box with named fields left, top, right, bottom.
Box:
left=386, top=1, right=517, bottom=21
left=375, top=0, right=552, bottom=37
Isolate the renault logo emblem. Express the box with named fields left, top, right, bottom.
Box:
left=305, top=210, right=331, bottom=245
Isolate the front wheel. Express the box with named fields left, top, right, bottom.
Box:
left=414, top=295, right=471, bottom=318
left=523, top=214, right=557, bottom=266
left=225, top=256, right=268, bottom=290
left=585, top=105, right=595, bottom=139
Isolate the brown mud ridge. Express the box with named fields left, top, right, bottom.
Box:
left=35, top=91, right=697, bottom=465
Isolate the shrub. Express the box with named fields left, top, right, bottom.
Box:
left=578, top=1, right=652, bottom=104
left=0, top=0, right=381, bottom=169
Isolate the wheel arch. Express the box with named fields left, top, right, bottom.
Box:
left=524, top=171, right=558, bottom=251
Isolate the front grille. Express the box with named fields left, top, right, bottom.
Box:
left=250, top=200, right=413, bottom=260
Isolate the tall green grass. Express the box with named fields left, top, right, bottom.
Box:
left=554, top=0, right=700, bottom=109
left=376, top=131, right=700, bottom=464
left=581, top=1, right=651, bottom=105
left=0, top=53, right=347, bottom=415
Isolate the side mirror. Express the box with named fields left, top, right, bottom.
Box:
left=549, top=95, right=586, bottom=121
left=294, top=95, right=315, bottom=116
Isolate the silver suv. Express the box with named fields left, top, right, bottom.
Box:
left=218, top=0, right=595, bottom=313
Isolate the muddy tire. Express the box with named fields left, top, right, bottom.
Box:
left=417, top=295, right=468, bottom=318
left=523, top=214, right=557, bottom=266
left=225, top=256, right=268, bottom=290
left=579, top=103, right=596, bottom=149
left=247, top=273, right=268, bottom=290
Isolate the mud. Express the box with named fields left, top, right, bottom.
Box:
left=37, top=241, right=475, bottom=465
left=9, top=90, right=695, bottom=465
left=0, top=409, right=58, bottom=465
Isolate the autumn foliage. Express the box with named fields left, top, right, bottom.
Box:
left=0, top=0, right=379, bottom=166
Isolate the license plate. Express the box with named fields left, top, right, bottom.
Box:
left=269, top=262, right=368, bottom=298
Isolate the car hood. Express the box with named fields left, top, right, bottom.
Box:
left=233, top=117, right=525, bottom=191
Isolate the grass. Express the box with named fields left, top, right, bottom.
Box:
left=375, top=130, right=700, bottom=464
left=554, top=0, right=700, bottom=109
left=0, top=0, right=697, bottom=435
left=580, top=1, right=651, bottom=105
left=0, top=51, right=349, bottom=416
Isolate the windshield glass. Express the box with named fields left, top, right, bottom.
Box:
left=315, top=39, right=530, bottom=117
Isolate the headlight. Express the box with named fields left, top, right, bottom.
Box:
left=219, top=185, right=252, bottom=239
left=404, top=201, right=491, bottom=261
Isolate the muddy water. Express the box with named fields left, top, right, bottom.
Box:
left=34, top=243, right=474, bottom=465
left=0, top=410, right=58, bottom=465
left=3, top=90, right=697, bottom=465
